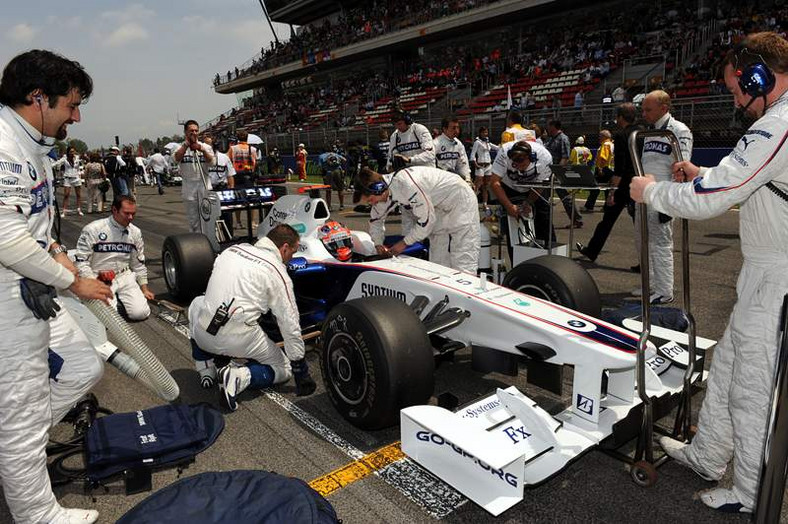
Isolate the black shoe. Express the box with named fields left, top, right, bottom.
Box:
left=573, top=220, right=584, bottom=229
left=575, top=242, right=596, bottom=262
left=630, top=264, right=641, bottom=273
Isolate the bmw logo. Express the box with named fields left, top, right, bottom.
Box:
left=568, top=319, right=586, bottom=328
left=27, top=162, right=37, bottom=181
left=305, top=201, right=311, bottom=212
left=98, top=232, right=107, bottom=241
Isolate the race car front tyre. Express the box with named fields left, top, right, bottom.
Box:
left=503, top=254, right=601, bottom=317
left=321, top=296, right=434, bottom=430
left=162, top=234, right=215, bottom=300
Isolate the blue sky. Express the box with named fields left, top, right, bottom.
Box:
left=0, top=1, right=290, bottom=147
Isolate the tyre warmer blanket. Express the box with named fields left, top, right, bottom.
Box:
left=86, top=403, right=224, bottom=484
left=116, top=470, right=340, bottom=524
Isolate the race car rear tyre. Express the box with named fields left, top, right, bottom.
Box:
left=321, top=296, right=434, bottom=430
left=162, top=234, right=215, bottom=300
left=503, top=255, right=601, bottom=317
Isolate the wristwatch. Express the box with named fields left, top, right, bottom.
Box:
left=50, top=244, right=67, bottom=256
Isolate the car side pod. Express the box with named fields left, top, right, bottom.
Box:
left=401, top=387, right=597, bottom=516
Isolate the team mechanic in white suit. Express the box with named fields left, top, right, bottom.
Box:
left=0, top=50, right=112, bottom=524
left=189, top=224, right=316, bottom=411
left=636, top=90, right=693, bottom=304
left=632, top=32, right=788, bottom=514
left=356, top=166, right=480, bottom=273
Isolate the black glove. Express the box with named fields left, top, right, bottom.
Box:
left=291, top=358, right=316, bottom=397
left=658, top=212, right=673, bottom=224
left=20, top=278, right=60, bottom=321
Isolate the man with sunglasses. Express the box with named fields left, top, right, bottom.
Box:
left=632, top=32, right=788, bottom=514
left=489, top=139, right=555, bottom=260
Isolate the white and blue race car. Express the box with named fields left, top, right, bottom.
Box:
left=162, top=189, right=709, bottom=513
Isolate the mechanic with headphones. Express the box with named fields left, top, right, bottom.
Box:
left=0, top=49, right=113, bottom=524
left=386, top=109, right=434, bottom=171
left=489, top=139, right=556, bottom=259
left=632, top=32, right=788, bottom=514
left=354, top=165, right=480, bottom=273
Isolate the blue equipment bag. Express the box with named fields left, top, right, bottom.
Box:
left=117, top=470, right=340, bottom=523
left=85, top=403, right=224, bottom=491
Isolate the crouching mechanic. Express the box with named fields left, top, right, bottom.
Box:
left=0, top=49, right=113, bottom=524
left=354, top=166, right=480, bottom=273
left=189, top=224, right=316, bottom=410
left=630, top=32, right=788, bottom=514
left=75, top=195, right=153, bottom=320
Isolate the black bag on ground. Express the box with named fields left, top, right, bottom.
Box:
left=117, top=470, right=340, bottom=524
left=85, top=403, right=224, bottom=486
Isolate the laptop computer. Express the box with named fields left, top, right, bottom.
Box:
left=550, top=164, right=598, bottom=188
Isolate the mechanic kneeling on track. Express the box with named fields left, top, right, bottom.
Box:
left=74, top=195, right=154, bottom=320
left=354, top=165, right=480, bottom=274
left=189, top=224, right=317, bottom=411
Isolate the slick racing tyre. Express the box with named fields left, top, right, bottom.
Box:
left=321, top=296, right=434, bottom=430
left=162, top=234, right=215, bottom=300
left=503, top=254, right=601, bottom=317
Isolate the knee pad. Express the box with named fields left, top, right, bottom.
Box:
left=247, top=362, right=276, bottom=389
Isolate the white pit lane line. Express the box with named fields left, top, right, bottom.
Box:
left=158, top=308, right=466, bottom=518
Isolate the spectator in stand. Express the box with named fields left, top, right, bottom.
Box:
left=501, top=109, right=535, bottom=144
left=612, top=84, right=627, bottom=102
left=470, top=126, right=499, bottom=206
left=84, top=151, right=108, bottom=213
left=295, top=143, right=307, bottom=181
left=146, top=147, right=169, bottom=195
left=544, top=120, right=583, bottom=227
left=584, top=129, right=614, bottom=211
left=576, top=103, right=644, bottom=265
left=174, top=119, right=215, bottom=233
left=387, top=109, right=434, bottom=170
left=634, top=89, right=692, bottom=304
left=433, top=116, right=471, bottom=182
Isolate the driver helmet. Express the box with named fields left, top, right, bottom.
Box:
left=319, top=221, right=353, bottom=262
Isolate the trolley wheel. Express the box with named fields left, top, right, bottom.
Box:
left=630, top=460, right=658, bottom=487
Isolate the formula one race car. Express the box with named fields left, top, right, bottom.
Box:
left=162, top=188, right=709, bottom=511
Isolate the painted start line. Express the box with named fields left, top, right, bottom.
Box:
left=157, top=307, right=467, bottom=519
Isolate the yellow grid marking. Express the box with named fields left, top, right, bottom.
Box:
left=309, top=441, right=405, bottom=497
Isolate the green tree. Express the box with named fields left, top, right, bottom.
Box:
left=67, top=139, right=88, bottom=154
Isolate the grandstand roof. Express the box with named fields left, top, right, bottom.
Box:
left=267, top=0, right=362, bottom=26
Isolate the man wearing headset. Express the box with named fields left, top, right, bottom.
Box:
left=354, top=166, right=480, bottom=273
left=632, top=32, right=788, bottom=514
left=386, top=109, right=434, bottom=171
left=174, top=119, right=215, bottom=233
left=0, top=49, right=113, bottom=524
left=489, top=139, right=555, bottom=258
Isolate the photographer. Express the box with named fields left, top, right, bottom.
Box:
left=174, top=119, right=215, bottom=233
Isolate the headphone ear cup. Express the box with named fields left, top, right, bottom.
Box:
left=739, top=62, right=776, bottom=97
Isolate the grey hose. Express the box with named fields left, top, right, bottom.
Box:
left=85, top=299, right=180, bottom=401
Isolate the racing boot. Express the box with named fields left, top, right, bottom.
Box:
left=658, top=436, right=724, bottom=482
left=195, top=359, right=217, bottom=389
left=699, top=488, right=752, bottom=514
left=49, top=507, right=99, bottom=524
left=219, top=363, right=251, bottom=412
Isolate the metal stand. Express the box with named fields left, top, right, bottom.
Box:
left=625, top=129, right=699, bottom=486
left=755, top=295, right=788, bottom=523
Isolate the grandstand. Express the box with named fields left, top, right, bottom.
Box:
left=205, top=0, right=786, bottom=159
